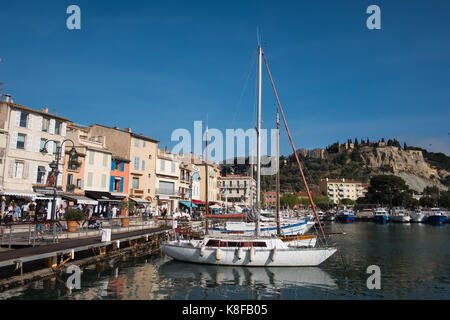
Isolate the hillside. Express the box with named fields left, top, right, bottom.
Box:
left=220, top=140, right=450, bottom=194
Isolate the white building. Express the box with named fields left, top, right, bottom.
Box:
left=0, top=96, right=69, bottom=199
left=156, top=149, right=180, bottom=212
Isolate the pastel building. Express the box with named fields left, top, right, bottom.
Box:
left=156, top=149, right=180, bottom=212
left=89, top=124, right=158, bottom=206
left=110, top=156, right=129, bottom=198
left=0, top=96, right=69, bottom=201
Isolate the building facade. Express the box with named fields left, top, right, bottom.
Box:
left=219, top=175, right=256, bottom=207
left=0, top=97, right=69, bottom=200
left=156, top=149, right=180, bottom=212
left=319, top=178, right=368, bottom=204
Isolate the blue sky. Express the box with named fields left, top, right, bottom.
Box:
left=1, top=0, right=449, bottom=156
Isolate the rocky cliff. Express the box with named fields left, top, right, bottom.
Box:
left=358, top=146, right=448, bottom=192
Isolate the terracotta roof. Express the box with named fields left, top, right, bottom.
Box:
left=5, top=101, right=70, bottom=122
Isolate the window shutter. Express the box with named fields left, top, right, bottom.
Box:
left=61, top=122, right=66, bottom=137
left=26, top=134, right=33, bottom=151
left=37, top=116, right=43, bottom=131
left=111, top=159, right=116, bottom=171
left=47, top=141, right=54, bottom=155
left=80, top=179, right=84, bottom=190
left=8, top=160, right=14, bottom=178
left=110, top=176, right=114, bottom=192
left=10, top=132, right=18, bottom=149
left=49, top=119, right=55, bottom=134
left=27, top=114, right=33, bottom=130
left=121, top=162, right=124, bottom=172
left=15, top=111, right=20, bottom=127
left=34, top=136, right=41, bottom=153
left=120, top=177, right=124, bottom=192
left=57, top=172, right=62, bottom=186
left=32, top=164, right=38, bottom=183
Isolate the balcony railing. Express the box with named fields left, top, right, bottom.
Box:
left=156, top=188, right=179, bottom=196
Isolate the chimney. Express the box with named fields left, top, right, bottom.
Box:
left=4, top=94, right=11, bottom=102
left=41, top=107, right=49, bottom=113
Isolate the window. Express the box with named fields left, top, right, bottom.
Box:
left=114, top=161, right=121, bottom=171
left=40, top=138, right=47, bottom=152
left=19, top=112, right=28, bottom=127
left=42, top=118, right=49, bottom=132
left=134, top=139, right=139, bottom=147
left=148, top=155, right=152, bottom=159
left=54, top=121, right=61, bottom=135
left=142, top=160, right=145, bottom=171
left=114, top=179, right=121, bottom=192
left=229, top=181, right=232, bottom=187
left=68, top=155, right=79, bottom=170
left=87, top=172, right=93, bottom=187
left=67, top=173, right=74, bottom=186
left=171, top=162, right=175, bottom=173
left=13, top=162, right=24, bottom=178
left=160, top=159, right=165, bottom=171
left=101, top=174, right=107, bottom=188
left=37, top=166, right=46, bottom=183
left=17, top=134, right=26, bottom=150
left=132, top=177, right=139, bottom=189
left=148, top=173, right=151, bottom=178
left=134, top=157, right=139, bottom=170
left=76, top=179, right=82, bottom=188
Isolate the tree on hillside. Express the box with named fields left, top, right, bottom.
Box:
left=363, top=175, right=414, bottom=208
left=403, top=142, right=407, bottom=150
left=381, top=138, right=385, bottom=143
left=354, top=138, right=359, bottom=147
left=280, top=193, right=300, bottom=209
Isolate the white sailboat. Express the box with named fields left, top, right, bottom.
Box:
left=161, top=45, right=337, bottom=266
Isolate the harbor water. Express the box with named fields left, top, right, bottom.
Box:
left=1, top=222, right=449, bottom=300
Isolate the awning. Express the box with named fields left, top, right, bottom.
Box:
left=62, top=194, right=98, bottom=205
left=191, top=200, right=204, bottom=205
left=84, top=191, right=119, bottom=202
left=0, top=190, right=38, bottom=199
left=179, top=201, right=198, bottom=208
left=130, top=197, right=151, bottom=204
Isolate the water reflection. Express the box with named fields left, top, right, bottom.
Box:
left=159, top=260, right=337, bottom=292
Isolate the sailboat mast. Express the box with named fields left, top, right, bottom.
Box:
left=256, top=45, right=262, bottom=236
left=205, top=125, right=209, bottom=234
left=276, top=109, right=281, bottom=236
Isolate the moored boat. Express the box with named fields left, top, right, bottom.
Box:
left=427, top=208, right=447, bottom=224
left=373, top=207, right=390, bottom=223
left=336, top=208, right=354, bottom=223
left=162, top=236, right=336, bottom=267
left=410, top=209, right=427, bottom=223
left=390, top=209, right=411, bottom=223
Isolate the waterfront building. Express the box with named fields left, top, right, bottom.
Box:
left=0, top=95, right=69, bottom=208
left=219, top=174, right=256, bottom=207
left=319, top=178, right=368, bottom=204
left=110, top=156, right=130, bottom=200
left=263, top=191, right=280, bottom=208
left=199, top=161, right=220, bottom=204
left=89, top=124, right=158, bottom=206
left=156, top=148, right=180, bottom=213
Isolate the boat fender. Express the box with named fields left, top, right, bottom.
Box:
left=216, top=248, right=222, bottom=261
left=249, top=247, right=255, bottom=262
left=200, top=245, right=205, bottom=257
left=271, top=247, right=277, bottom=262
left=237, top=247, right=244, bottom=260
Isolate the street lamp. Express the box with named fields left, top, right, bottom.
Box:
left=40, top=139, right=78, bottom=226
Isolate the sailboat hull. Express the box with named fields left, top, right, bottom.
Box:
left=161, top=241, right=336, bottom=267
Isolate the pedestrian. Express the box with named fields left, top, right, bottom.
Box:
left=29, top=201, right=36, bottom=221
left=13, top=203, right=21, bottom=222
left=22, top=202, right=30, bottom=221
left=111, top=205, right=118, bottom=219
left=107, top=205, right=112, bottom=220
